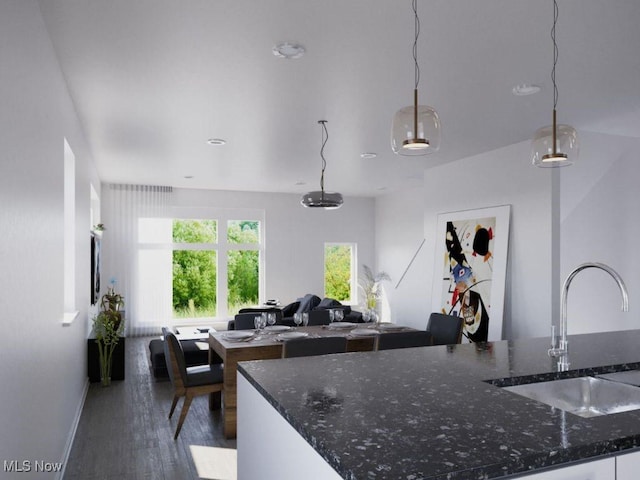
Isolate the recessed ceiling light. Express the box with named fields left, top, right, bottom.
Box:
left=295, top=181, right=307, bottom=186
left=272, top=42, right=305, bottom=59
left=512, top=84, right=541, bottom=96
left=207, top=138, right=226, bottom=146
left=184, top=175, right=194, bottom=179
left=360, top=152, right=377, bottom=159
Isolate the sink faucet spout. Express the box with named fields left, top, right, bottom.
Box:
left=550, top=262, right=629, bottom=368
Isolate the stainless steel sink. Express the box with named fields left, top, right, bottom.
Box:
left=596, top=370, right=640, bottom=387
left=503, top=376, right=640, bottom=418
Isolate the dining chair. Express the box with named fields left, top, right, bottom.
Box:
left=376, top=331, right=433, bottom=351
left=233, top=312, right=259, bottom=330
left=164, top=330, right=224, bottom=439
left=426, top=313, right=464, bottom=345
left=307, top=309, right=331, bottom=326
left=282, top=336, right=348, bottom=358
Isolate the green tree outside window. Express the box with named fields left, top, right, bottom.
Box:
left=325, top=244, right=353, bottom=302
left=172, top=220, right=217, bottom=318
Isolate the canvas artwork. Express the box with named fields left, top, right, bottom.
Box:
left=91, top=233, right=101, bottom=305
left=431, top=205, right=510, bottom=342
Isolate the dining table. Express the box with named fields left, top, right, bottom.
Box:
left=208, top=323, right=415, bottom=439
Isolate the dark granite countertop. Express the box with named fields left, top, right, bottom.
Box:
left=238, top=330, right=640, bottom=479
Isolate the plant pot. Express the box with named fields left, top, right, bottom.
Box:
left=97, top=338, right=118, bottom=387
left=87, top=338, right=125, bottom=383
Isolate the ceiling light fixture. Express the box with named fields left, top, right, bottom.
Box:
left=206, top=138, right=226, bottom=146
left=360, top=152, right=377, bottom=159
left=512, top=84, right=541, bottom=96
left=391, top=0, right=440, bottom=156
left=272, top=42, right=305, bottom=59
left=531, top=0, right=578, bottom=167
left=301, top=120, right=343, bottom=210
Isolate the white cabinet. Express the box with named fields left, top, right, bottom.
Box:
left=237, top=374, right=343, bottom=480
left=521, top=458, right=615, bottom=480
left=616, top=450, right=640, bottom=480
left=520, top=450, right=640, bottom=480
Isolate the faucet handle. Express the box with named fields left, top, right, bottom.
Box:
left=550, top=325, right=558, bottom=350
left=548, top=325, right=567, bottom=357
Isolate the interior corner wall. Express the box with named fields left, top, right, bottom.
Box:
left=0, top=1, right=97, bottom=476
left=375, top=186, right=432, bottom=328
left=560, top=131, right=640, bottom=335
left=376, top=141, right=554, bottom=339
left=166, top=188, right=376, bottom=307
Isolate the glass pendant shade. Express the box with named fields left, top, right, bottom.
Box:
left=300, top=191, right=344, bottom=210
left=531, top=123, right=578, bottom=168
left=391, top=104, right=441, bottom=156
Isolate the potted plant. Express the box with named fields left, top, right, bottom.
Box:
left=92, top=286, right=125, bottom=386
left=359, top=265, right=390, bottom=323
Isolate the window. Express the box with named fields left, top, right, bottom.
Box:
left=63, top=139, right=77, bottom=323
left=172, top=220, right=218, bottom=318
left=138, top=212, right=263, bottom=321
left=324, top=243, right=356, bottom=303
left=227, top=220, right=260, bottom=316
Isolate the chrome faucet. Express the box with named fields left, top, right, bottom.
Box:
left=549, top=262, right=629, bottom=369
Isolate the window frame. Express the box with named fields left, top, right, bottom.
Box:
left=323, top=242, right=357, bottom=305
left=63, top=138, right=78, bottom=324
left=138, top=208, right=265, bottom=320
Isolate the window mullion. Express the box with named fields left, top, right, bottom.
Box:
left=171, top=242, right=216, bottom=251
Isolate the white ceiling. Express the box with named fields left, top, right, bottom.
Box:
left=38, top=0, right=640, bottom=197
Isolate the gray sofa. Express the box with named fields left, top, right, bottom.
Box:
left=227, top=294, right=362, bottom=330
left=148, top=330, right=221, bottom=379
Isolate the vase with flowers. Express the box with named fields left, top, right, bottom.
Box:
left=92, top=283, right=124, bottom=386
left=359, top=265, right=390, bottom=323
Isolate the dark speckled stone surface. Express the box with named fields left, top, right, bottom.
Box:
left=238, top=330, right=640, bottom=479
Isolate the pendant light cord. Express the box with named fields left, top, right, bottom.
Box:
left=318, top=120, right=328, bottom=194
left=550, top=0, right=560, bottom=155
left=552, top=0, right=559, bottom=110
left=412, top=0, right=420, bottom=90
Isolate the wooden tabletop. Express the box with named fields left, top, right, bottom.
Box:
left=210, top=324, right=414, bottom=352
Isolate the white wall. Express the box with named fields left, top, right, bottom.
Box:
left=127, top=188, right=376, bottom=311
left=377, top=141, right=554, bottom=339
left=378, top=131, right=640, bottom=341
left=375, top=186, right=431, bottom=327
left=172, top=188, right=375, bottom=305
left=0, top=1, right=98, bottom=476
left=560, top=131, right=640, bottom=334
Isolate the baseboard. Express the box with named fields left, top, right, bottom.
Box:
left=56, top=377, right=89, bottom=480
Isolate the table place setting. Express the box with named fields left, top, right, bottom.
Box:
left=275, top=331, right=309, bottom=342
left=221, top=331, right=256, bottom=342
left=326, top=322, right=358, bottom=330
left=264, top=325, right=291, bottom=333
left=349, top=328, right=379, bottom=337
left=377, top=323, right=408, bottom=332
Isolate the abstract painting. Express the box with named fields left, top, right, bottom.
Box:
left=91, top=233, right=101, bottom=305
left=431, top=205, right=510, bottom=342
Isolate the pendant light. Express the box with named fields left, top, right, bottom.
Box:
left=531, top=0, right=578, bottom=167
left=391, top=0, right=440, bottom=156
left=301, top=120, right=343, bottom=210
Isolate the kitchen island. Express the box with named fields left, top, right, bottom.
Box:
left=237, top=330, right=640, bottom=479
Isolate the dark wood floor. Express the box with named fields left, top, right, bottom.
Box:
left=64, top=336, right=236, bottom=480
